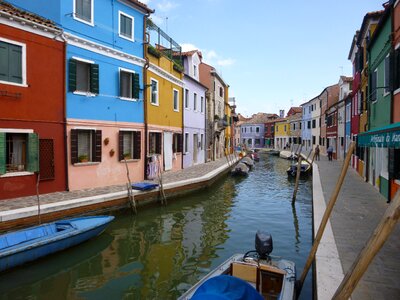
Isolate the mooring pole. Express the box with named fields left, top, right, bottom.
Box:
left=36, top=172, right=41, bottom=225
left=124, top=158, right=137, bottom=214
left=332, top=190, right=400, bottom=299
left=292, top=154, right=302, bottom=204
left=298, top=142, right=355, bottom=289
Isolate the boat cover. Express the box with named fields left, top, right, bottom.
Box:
left=191, top=275, right=263, bottom=300
left=131, top=182, right=159, bottom=191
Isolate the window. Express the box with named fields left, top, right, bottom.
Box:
left=219, top=86, right=224, bottom=97
left=74, top=0, right=93, bottom=25
left=250, top=127, right=253, bottom=133
left=68, top=58, right=99, bottom=94
left=120, top=69, right=139, bottom=99
left=201, top=96, right=204, bottom=113
left=256, top=127, right=260, bottom=133
left=185, top=89, right=189, bottom=109
left=312, top=136, right=316, bottom=145
left=299, top=122, right=302, bottom=129
left=395, top=48, right=400, bottom=91
left=200, top=134, right=204, bottom=150
left=293, top=123, right=296, bottom=130
left=184, top=133, right=189, bottom=153
left=247, top=139, right=252, bottom=145
left=149, top=132, right=161, bottom=154
left=173, top=89, right=179, bottom=111
left=0, top=39, right=26, bottom=85
left=119, top=12, right=134, bottom=41
left=193, top=65, right=197, bottom=77
left=70, top=129, right=102, bottom=163
left=307, top=121, right=311, bottom=129
left=384, top=54, right=390, bottom=94
left=0, top=132, right=39, bottom=174
left=119, top=131, right=141, bottom=160
left=173, top=133, right=182, bottom=153
left=255, top=139, right=261, bottom=145
left=312, top=119, right=316, bottom=128
left=150, top=78, right=158, bottom=105
left=193, top=93, right=197, bottom=111
left=371, top=68, right=377, bottom=102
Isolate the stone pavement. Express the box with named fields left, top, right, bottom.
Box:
left=316, top=155, right=400, bottom=299
left=0, top=156, right=235, bottom=214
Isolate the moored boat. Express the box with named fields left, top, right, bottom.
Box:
left=241, top=156, right=254, bottom=169
left=231, top=162, right=250, bottom=176
left=0, top=215, right=114, bottom=272
left=269, top=149, right=280, bottom=156
left=179, top=231, right=296, bottom=300
left=286, top=161, right=311, bottom=177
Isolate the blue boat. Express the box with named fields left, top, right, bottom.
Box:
left=0, top=215, right=114, bottom=272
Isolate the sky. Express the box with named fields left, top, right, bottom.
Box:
left=141, top=0, right=385, bottom=117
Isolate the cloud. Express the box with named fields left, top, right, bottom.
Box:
left=217, top=58, right=236, bottom=67
left=180, top=42, right=235, bottom=67
left=157, top=0, right=179, bottom=12
left=150, top=15, right=164, bottom=26
left=181, top=43, right=198, bottom=52
left=140, top=0, right=151, bottom=4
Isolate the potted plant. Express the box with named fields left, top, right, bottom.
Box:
left=123, top=152, right=131, bottom=160
left=78, top=155, right=89, bottom=163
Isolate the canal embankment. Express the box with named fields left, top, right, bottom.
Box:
left=313, top=155, right=400, bottom=299
left=0, top=156, right=239, bottom=231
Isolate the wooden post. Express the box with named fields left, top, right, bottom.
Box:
left=292, top=153, right=302, bottom=204
left=124, top=158, right=137, bottom=214
left=332, top=190, right=400, bottom=299
left=36, top=172, right=41, bottom=225
left=298, top=142, right=355, bottom=288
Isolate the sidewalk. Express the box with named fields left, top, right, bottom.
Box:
left=0, top=156, right=237, bottom=229
left=314, top=155, right=400, bottom=299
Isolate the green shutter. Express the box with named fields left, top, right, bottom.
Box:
left=134, top=131, right=141, bottom=159
left=0, top=133, right=6, bottom=175
left=27, top=133, right=39, bottom=173
left=0, top=42, right=9, bottom=82
left=90, top=64, right=99, bottom=94
left=69, top=59, right=77, bottom=92
left=132, top=73, right=140, bottom=99
left=9, top=44, right=22, bottom=84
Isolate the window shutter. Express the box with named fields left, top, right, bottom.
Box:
left=94, top=130, right=102, bottom=162
left=0, top=42, right=8, bottom=82
left=0, top=133, right=6, bottom=174
left=68, top=59, right=77, bottom=92
left=132, top=73, right=140, bottom=99
left=90, top=64, right=99, bottom=94
left=134, top=131, right=141, bottom=159
left=178, top=134, right=183, bottom=152
left=389, top=51, right=394, bottom=92
left=9, top=45, right=22, bottom=83
left=119, top=131, right=124, bottom=161
left=27, top=133, right=39, bottom=173
left=70, top=129, right=78, bottom=164
left=156, top=133, right=161, bottom=154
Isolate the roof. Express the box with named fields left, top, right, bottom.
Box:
left=181, top=50, right=203, bottom=58
left=242, top=113, right=279, bottom=124
left=340, top=76, right=353, bottom=83
left=0, top=1, right=59, bottom=30
left=367, top=5, right=391, bottom=50
left=347, top=30, right=359, bottom=60
left=127, top=0, right=154, bottom=13
left=356, top=10, right=384, bottom=46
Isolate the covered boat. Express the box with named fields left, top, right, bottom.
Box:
left=241, top=156, right=254, bottom=169
left=286, top=161, right=311, bottom=177
left=231, top=162, right=250, bottom=176
left=179, top=231, right=296, bottom=300
left=279, top=150, right=297, bottom=160
left=0, top=215, right=114, bottom=272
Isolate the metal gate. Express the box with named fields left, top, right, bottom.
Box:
left=39, top=139, right=54, bottom=180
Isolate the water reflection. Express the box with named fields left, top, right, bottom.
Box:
left=0, top=154, right=313, bottom=300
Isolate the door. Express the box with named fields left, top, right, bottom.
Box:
left=163, top=132, right=173, bottom=171
left=39, top=139, right=55, bottom=180
left=193, top=134, right=198, bottom=164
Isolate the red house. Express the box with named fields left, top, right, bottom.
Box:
left=0, top=2, right=66, bottom=200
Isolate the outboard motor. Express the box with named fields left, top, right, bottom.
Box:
left=255, top=230, right=273, bottom=259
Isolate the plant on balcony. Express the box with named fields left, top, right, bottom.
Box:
left=148, top=45, right=161, bottom=58
left=123, top=152, right=132, bottom=160
left=78, top=155, right=89, bottom=163
left=173, top=63, right=184, bottom=73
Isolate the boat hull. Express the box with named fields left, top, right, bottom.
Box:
left=0, top=216, right=114, bottom=272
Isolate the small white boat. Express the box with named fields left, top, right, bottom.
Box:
left=279, top=150, right=297, bottom=160
left=287, top=161, right=311, bottom=177
left=179, top=231, right=296, bottom=300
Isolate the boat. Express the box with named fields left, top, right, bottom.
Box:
left=0, top=215, right=114, bottom=272
left=253, top=152, right=260, bottom=162
left=179, top=231, right=296, bottom=300
left=241, top=156, right=254, bottom=169
left=269, top=149, right=280, bottom=156
left=231, top=162, right=249, bottom=176
left=286, top=161, right=311, bottom=177
left=279, top=150, right=297, bottom=160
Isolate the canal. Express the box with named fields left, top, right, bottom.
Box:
left=0, top=153, right=313, bottom=299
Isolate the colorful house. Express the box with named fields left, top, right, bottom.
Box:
left=287, top=107, right=302, bottom=149
left=181, top=50, right=207, bottom=168
left=337, top=76, right=353, bottom=160
left=319, top=84, right=339, bottom=156
left=9, top=0, right=154, bottom=190
left=274, top=119, right=290, bottom=149
left=145, top=20, right=183, bottom=174
left=0, top=2, right=66, bottom=200
left=359, top=4, right=396, bottom=201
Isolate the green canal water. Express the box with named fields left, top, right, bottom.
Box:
left=0, top=154, right=313, bottom=299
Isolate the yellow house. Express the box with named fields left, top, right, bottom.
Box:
left=145, top=21, right=184, bottom=175
left=274, top=119, right=290, bottom=149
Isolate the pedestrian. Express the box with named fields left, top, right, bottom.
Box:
left=315, top=144, right=320, bottom=161
left=327, top=145, right=333, bottom=161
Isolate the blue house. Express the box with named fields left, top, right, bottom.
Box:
left=8, top=0, right=154, bottom=190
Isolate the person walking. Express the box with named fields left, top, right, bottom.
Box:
left=327, top=145, right=333, bottom=161
left=315, top=144, right=320, bottom=161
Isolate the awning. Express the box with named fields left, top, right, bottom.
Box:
left=358, top=122, right=400, bottom=148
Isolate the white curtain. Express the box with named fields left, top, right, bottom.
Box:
left=163, top=132, right=173, bottom=171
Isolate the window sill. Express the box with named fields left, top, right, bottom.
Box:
left=120, top=159, right=140, bottom=163
left=74, top=162, right=100, bottom=166
left=73, top=91, right=97, bottom=97
left=394, top=88, right=400, bottom=96
left=150, top=102, right=159, bottom=107
left=1, top=171, right=33, bottom=178
left=0, top=80, right=28, bottom=87
left=120, top=97, right=138, bottom=102
left=119, top=34, right=134, bottom=42
left=73, top=15, right=94, bottom=27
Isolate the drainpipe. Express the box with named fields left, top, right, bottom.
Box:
left=143, top=13, right=150, bottom=180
